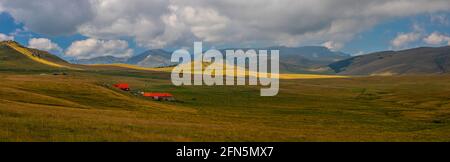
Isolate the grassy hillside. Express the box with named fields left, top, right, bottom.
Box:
left=330, top=46, right=450, bottom=75
left=0, top=41, right=449, bottom=141
left=0, top=41, right=82, bottom=71
left=0, top=69, right=449, bottom=141
left=0, top=43, right=59, bottom=71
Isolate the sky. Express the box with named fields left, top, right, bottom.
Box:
left=0, top=0, right=450, bottom=60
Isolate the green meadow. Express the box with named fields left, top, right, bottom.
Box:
left=0, top=69, right=449, bottom=141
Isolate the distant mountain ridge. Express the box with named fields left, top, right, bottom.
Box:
left=126, top=49, right=174, bottom=68
left=329, top=46, right=450, bottom=75
left=73, top=46, right=350, bottom=74
left=273, top=46, right=349, bottom=73
left=225, top=46, right=350, bottom=73
left=4, top=40, right=450, bottom=76
left=71, top=56, right=128, bottom=65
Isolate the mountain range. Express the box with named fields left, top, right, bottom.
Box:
left=2, top=40, right=450, bottom=75
left=125, top=49, right=174, bottom=68
left=71, top=46, right=350, bottom=73
left=71, top=56, right=128, bottom=65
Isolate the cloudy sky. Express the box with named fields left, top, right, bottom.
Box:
left=1, top=0, right=450, bottom=59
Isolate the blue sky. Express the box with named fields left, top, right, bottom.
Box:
left=344, top=13, right=450, bottom=55
left=2, top=12, right=450, bottom=57
left=0, top=12, right=149, bottom=58
left=1, top=1, right=450, bottom=59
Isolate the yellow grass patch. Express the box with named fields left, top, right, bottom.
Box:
left=5, top=42, right=81, bottom=70
left=91, top=62, right=348, bottom=79
left=277, top=74, right=348, bottom=79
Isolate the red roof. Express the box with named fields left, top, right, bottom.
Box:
left=143, top=93, right=173, bottom=97
left=114, top=83, right=129, bottom=89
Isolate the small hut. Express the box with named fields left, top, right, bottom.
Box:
left=114, top=83, right=130, bottom=91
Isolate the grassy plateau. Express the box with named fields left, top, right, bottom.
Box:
left=0, top=67, right=449, bottom=141
left=0, top=41, right=449, bottom=142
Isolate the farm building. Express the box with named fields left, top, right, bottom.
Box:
left=143, top=92, right=175, bottom=101
left=114, top=83, right=130, bottom=91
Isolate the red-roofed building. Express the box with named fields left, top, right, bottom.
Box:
left=143, top=92, right=175, bottom=101
left=114, top=83, right=130, bottom=91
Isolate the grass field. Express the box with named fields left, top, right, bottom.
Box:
left=0, top=67, right=449, bottom=142
left=90, top=63, right=347, bottom=79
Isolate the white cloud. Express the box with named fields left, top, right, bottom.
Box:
left=322, top=41, right=344, bottom=51
left=65, top=38, right=133, bottom=59
left=1, top=0, right=450, bottom=49
left=0, top=33, right=14, bottom=41
left=391, top=32, right=421, bottom=48
left=0, top=0, right=93, bottom=35
left=77, top=0, right=170, bottom=48
left=390, top=23, right=435, bottom=48
left=28, top=38, right=62, bottom=52
left=423, top=32, right=450, bottom=45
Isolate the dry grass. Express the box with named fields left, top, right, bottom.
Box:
left=0, top=71, right=449, bottom=142
left=91, top=62, right=347, bottom=79
left=4, top=42, right=80, bottom=70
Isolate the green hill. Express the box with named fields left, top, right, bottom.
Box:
left=0, top=41, right=56, bottom=70
left=329, top=46, right=450, bottom=75
left=0, top=41, right=80, bottom=71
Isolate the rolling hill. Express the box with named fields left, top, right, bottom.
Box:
left=329, top=46, right=450, bottom=75
left=0, top=41, right=78, bottom=70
